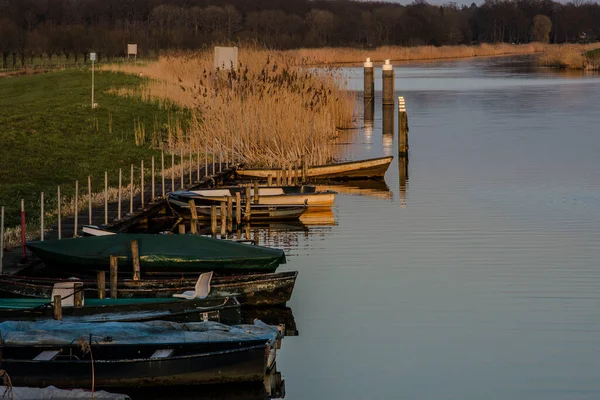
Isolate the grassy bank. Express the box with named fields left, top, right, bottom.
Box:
left=0, top=69, right=183, bottom=232
left=538, top=44, right=600, bottom=70
left=106, top=48, right=356, bottom=169
left=287, top=43, right=548, bottom=65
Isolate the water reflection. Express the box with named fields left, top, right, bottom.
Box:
left=382, top=105, right=394, bottom=136
left=242, top=306, right=298, bottom=337
left=398, top=157, right=408, bottom=208
left=316, top=180, right=392, bottom=200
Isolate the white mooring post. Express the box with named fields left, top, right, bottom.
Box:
left=382, top=59, right=394, bottom=106
left=90, top=52, right=97, bottom=109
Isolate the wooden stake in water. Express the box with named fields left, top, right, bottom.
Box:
left=109, top=255, right=118, bottom=298
left=57, top=186, right=61, bottom=240
left=131, top=240, right=141, bottom=281
left=130, top=164, right=134, bottom=215
left=245, top=186, right=251, bottom=222
left=118, top=168, right=122, bottom=220
left=88, top=176, right=92, bottom=224
left=53, top=295, right=62, bottom=321
left=104, top=171, right=108, bottom=225
left=189, top=148, right=192, bottom=185
left=267, top=174, right=272, bottom=187
left=151, top=157, right=155, bottom=200
left=253, top=181, right=259, bottom=204
left=205, top=143, right=208, bottom=178
left=161, top=151, right=165, bottom=197
left=220, top=201, right=226, bottom=237
left=210, top=205, right=217, bottom=236
left=97, top=271, right=106, bottom=299
left=188, top=199, right=198, bottom=235
left=40, top=193, right=44, bottom=241
left=74, top=180, right=78, bottom=237
left=235, top=192, right=241, bottom=225
left=227, top=196, right=233, bottom=232
left=141, top=160, right=145, bottom=209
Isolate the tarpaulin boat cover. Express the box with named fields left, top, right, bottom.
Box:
left=0, top=386, right=130, bottom=399
left=0, top=320, right=278, bottom=346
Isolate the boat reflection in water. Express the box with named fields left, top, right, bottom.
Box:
left=121, top=364, right=286, bottom=399
left=316, top=180, right=392, bottom=201
left=242, top=306, right=298, bottom=337
left=299, top=209, right=335, bottom=226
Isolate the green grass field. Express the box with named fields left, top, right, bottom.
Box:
left=0, top=68, right=183, bottom=227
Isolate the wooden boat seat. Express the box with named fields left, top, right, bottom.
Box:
left=173, top=271, right=213, bottom=300
left=151, top=349, right=175, bottom=359
left=192, top=189, right=231, bottom=197
left=34, top=350, right=61, bottom=361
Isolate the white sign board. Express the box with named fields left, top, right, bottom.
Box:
left=214, top=46, right=238, bottom=70
left=89, top=52, right=97, bottom=61
left=127, top=44, right=138, bottom=56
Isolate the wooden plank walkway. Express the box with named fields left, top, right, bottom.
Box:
left=1, top=164, right=236, bottom=274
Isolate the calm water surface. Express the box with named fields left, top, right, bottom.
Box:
left=243, top=57, right=600, bottom=400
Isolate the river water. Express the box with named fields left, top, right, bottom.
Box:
left=256, top=56, right=600, bottom=400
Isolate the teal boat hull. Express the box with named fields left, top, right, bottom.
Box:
left=26, top=234, right=286, bottom=276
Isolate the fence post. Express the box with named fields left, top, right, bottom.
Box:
left=180, top=147, right=184, bottom=189
left=97, top=271, right=106, bottom=299
left=141, top=160, right=144, bottom=209
left=131, top=240, right=141, bottom=281
left=197, top=146, right=200, bottom=182
left=211, top=205, right=217, bottom=236
left=118, top=168, right=122, bottom=220
left=189, top=147, right=192, bottom=185
left=161, top=150, right=165, bottom=197
left=227, top=196, right=233, bottom=232
left=171, top=153, right=175, bottom=192
left=205, top=143, right=208, bottom=178
left=53, top=295, right=62, bottom=320
left=235, top=192, right=241, bottom=226
left=220, top=201, right=226, bottom=237
left=130, top=164, right=134, bottom=215
left=40, top=193, right=44, bottom=241
left=57, top=186, right=62, bottom=240
left=110, top=255, right=118, bottom=298
left=151, top=156, right=155, bottom=200
left=20, top=199, right=26, bottom=263
left=104, top=170, right=108, bottom=225
left=74, top=180, right=78, bottom=237
left=88, top=176, right=92, bottom=224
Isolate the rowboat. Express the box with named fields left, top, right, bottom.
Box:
left=0, top=271, right=298, bottom=306
left=168, top=194, right=307, bottom=221
left=179, top=185, right=336, bottom=208
left=0, top=296, right=241, bottom=324
left=26, top=234, right=286, bottom=276
left=236, top=156, right=393, bottom=180
left=0, top=320, right=282, bottom=387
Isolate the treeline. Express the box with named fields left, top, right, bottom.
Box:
left=0, top=0, right=599, bottom=68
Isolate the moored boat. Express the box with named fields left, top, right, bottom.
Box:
left=26, top=234, right=286, bottom=276
left=236, top=156, right=393, bottom=180
left=178, top=185, right=336, bottom=208
left=0, top=271, right=298, bottom=306
left=0, top=320, right=282, bottom=387
left=0, top=296, right=241, bottom=324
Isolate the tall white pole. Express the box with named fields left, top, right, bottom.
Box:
left=91, top=59, right=95, bottom=108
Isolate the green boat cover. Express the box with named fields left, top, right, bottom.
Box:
left=26, top=234, right=286, bottom=275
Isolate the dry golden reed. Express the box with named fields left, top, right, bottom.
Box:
left=538, top=44, right=600, bottom=70
left=105, top=48, right=356, bottom=168
left=288, top=43, right=549, bottom=65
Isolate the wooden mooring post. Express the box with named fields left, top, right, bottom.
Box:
left=171, top=153, right=175, bottom=192
left=53, top=295, right=62, bottom=320
left=178, top=224, right=186, bottom=234
left=227, top=196, right=233, bottom=232
left=180, top=147, right=184, bottom=189
left=382, top=60, right=394, bottom=106
left=97, top=271, right=106, bottom=299
left=210, top=205, right=217, bottom=236
left=188, top=199, right=198, bottom=234
left=235, top=192, right=241, bottom=226
left=109, top=255, right=118, bottom=298
left=398, top=96, right=409, bottom=157
left=161, top=150, right=165, bottom=198
left=301, top=155, right=307, bottom=183
left=288, top=164, right=293, bottom=186
left=141, top=160, right=145, bottom=209
left=253, top=181, right=259, bottom=204
left=220, top=201, right=227, bottom=237
left=244, top=186, right=251, bottom=222
left=189, top=148, right=193, bottom=185
left=131, top=240, right=141, bottom=281
left=364, top=57, right=374, bottom=106
left=267, top=174, right=272, bottom=187
left=196, top=147, right=200, bottom=182
left=74, top=282, right=83, bottom=308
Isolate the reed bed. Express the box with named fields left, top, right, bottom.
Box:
left=288, top=43, right=549, bottom=65
left=538, top=44, right=600, bottom=70
left=105, top=48, right=356, bottom=168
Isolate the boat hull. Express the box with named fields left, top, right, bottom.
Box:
left=0, top=272, right=298, bottom=306
left=236, top=156, right=393, bottom=180
left=3, top=345, right=268, bottom=387
left=168, top=198, right=306, bottom=221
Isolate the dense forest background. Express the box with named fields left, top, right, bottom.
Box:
left=0, top=0, right=599, bottom=67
